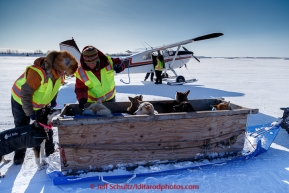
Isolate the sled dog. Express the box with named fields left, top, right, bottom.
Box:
left=127, top=95, right=143, bottom=114
left=0, top=107, right=58, bottom=177
left=83, top=100, right=113, bottom=117
left=175, top=90, right=190, bottom=103
left=134, top=102, right=158, bottom=115
left=211, top=101, right=231, bottom=110
left=173, top=101, right=194, bottom=112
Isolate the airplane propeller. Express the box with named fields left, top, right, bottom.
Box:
left=182, top=46, right=200, bottom=62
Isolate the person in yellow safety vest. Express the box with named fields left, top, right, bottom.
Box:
left=11, top=50, right=78, bottom=165
left=153, top=53, right=165, bottom=84
left=75, top=46, right=127, bottom=109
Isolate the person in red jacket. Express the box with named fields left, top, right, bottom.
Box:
left=75, top=46, right=126, bottom=108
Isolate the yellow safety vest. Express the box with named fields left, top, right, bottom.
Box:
left=155, top=58, right=164, bottom=71
left=11, top=65, right=62, bottom=110
left=75, top=55, right=116, bottom=102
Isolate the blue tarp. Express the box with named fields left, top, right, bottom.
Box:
left=48, top=122, right=280, bottom=186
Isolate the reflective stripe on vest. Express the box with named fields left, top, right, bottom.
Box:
left=75, top=55, right=116, bottom=102
left=11, top=65, right=62, bottom=110
left=11, top=73, right=24, bottom=98
left=88, top=87, right=115, bottom=102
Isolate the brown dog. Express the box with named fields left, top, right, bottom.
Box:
left=127, top=95, right=143, bottom=114
left=211, top=101, right=231, bottom=110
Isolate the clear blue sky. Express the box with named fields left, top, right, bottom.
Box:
left=0, top=0, right=288, bottom=57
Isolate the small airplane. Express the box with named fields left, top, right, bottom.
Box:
left=59, top=32, right=223, bottom=85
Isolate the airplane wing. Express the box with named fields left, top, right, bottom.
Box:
left=149, top=33, right=223, bottom=52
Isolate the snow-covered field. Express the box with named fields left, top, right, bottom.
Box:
left=0, top=56, right=289, bottom=192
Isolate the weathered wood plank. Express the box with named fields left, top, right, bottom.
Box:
left=60, top=135, right=244, bottom=171
left=60, top=130, right=245, bottom=150
left=58, top=114, right=247, bottom=135
left=54, top=110, right=254, bottom=127
left=58, top=115, right=246, bottom=147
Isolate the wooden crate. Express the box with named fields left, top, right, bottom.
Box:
left=53, top=99, right=258, bottom=172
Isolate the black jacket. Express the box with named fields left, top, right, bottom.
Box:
left=0, top=125, right=51, bottom=156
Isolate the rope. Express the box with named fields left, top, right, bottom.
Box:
left=99, top=173, right=136, bottom=185
left=119, top=58, right=131, bottom=84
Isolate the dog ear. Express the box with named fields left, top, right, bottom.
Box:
left=138, top=95, right=143, bottom=101
left=185, top=90, right=190, bottom=96
left=128, top=97, right=133, bottom=102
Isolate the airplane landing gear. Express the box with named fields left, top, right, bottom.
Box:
left=176, top=75, right=185, bottom=83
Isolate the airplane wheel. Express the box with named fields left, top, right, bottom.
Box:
left=176, top=76, right=185, bottom=83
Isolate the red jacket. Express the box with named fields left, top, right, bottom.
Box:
left=75, top=49, right=123, bottom=100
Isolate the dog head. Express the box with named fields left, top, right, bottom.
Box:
left=127, top=95, right=143, bottom=114
left=34, top=106, right=51, bottom=128
left=134, top=102, right=157, bottom=115
left=83, top=100, right=113, bottom=117
left=173, top=101, right=194, bottom=112
left=33, top=106, right=60, bottom=127
left=175, top=90, right=190, bottom=103
left=47, top=109, right=61, bottom=125
left=34, top=106, right=56, bottom=156
left=211, top=101, right=231, bottom=110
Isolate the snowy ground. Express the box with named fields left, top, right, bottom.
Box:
left=0, top=56, right=289, bottom=192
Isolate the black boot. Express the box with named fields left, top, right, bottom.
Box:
left=14, top=148, right=26, bottom=165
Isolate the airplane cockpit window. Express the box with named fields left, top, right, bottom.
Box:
left=168, top=50, right=174, bottom=56
left=163, top=50, right=168, bottom=57
left=142, top=53, right=152, bottom=60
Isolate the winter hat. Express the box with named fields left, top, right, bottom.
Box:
left=82, top=46, right=100, bottom=65
left=44, top=50, right=78, bottom=78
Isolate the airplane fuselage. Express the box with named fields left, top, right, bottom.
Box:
left=120, top=50, right=193, bottom=74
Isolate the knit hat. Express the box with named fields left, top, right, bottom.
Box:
left=82, top=46, right=100, bottom=65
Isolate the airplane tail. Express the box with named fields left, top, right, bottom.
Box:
left=59, top=38, right=81, bottom=63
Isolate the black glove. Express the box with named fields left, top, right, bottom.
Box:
left=30, top=113, right=36, bottom=121
left=30, top=111, right=41, bottom=128
left=50, top=99, right=57, bottom=108
left=79, top=98, right=87, bottom=109
left=114, top=63, right=125, bottom=73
